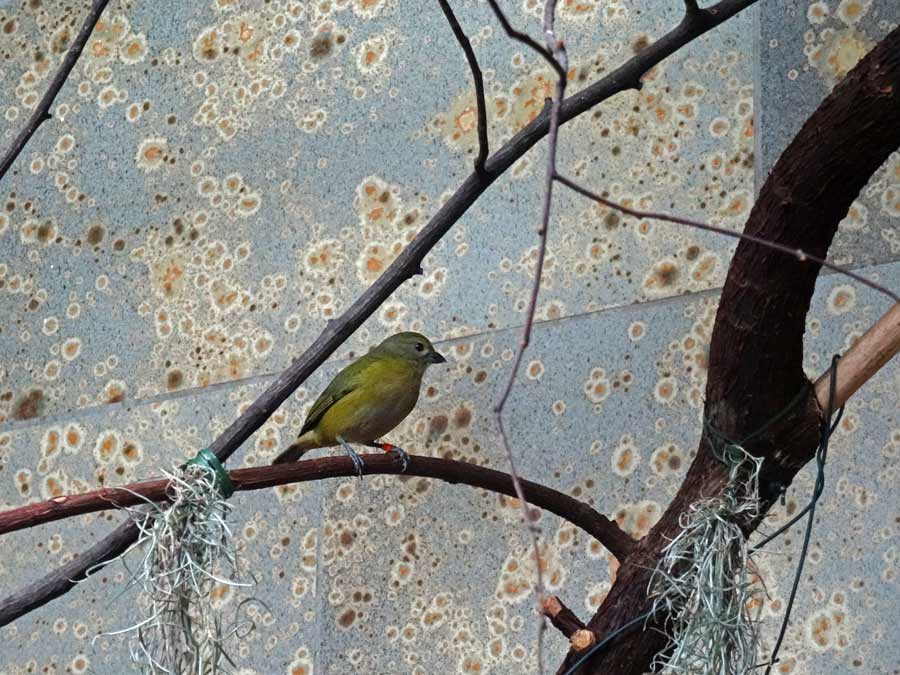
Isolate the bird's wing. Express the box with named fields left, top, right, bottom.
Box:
left=298, top=354, right=377, bottom=436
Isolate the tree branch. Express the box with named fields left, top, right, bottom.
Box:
left=561, top=24, right=900, bottom=675
left=436, top=0, right=489, bottom=173
left=0, top=454, right=634, bottom=557
left=542, top=596, right=598, bottom=657
left=0, top=0, right=111, bottom=184
left=813, top=302, right=900, bottom=409
left=0, top=0, right=761, bottom=627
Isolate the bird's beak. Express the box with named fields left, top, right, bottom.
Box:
left=429, top=350, right=447, bottom=364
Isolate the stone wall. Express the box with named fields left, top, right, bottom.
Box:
left=0, top=1, right=897, bottom=673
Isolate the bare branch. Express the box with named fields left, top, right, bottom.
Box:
left=485, top=0, right=566, bottom=77
left=0, top=454, right=634, bottom=555
left=554, top=174, right=899, bottom=304
left=490, top=2, right=569, bottom=612
left=436, top=0, right=489, bottom=172
left=543, top=0, right=561, bottom=44
left=0, top=0, right=111, bottom=184
left=0, top=0, right=762, bottom=626
left=487, top=3, right=570, bottom=670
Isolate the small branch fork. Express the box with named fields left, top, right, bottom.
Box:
left=436, top=0, right=489, bottom=172
left=683, top=0, right=701, bottom=14
left=0, top=455, right=635, bottom=560
left=0, top=0, right=111, bottom=184
left=485, top=0, right=565, bottom=77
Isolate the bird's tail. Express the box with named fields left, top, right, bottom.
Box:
left=272, top=432, right=318, bottom=464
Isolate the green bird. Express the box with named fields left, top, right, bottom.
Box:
left=272, top=331, right=446, bottom=472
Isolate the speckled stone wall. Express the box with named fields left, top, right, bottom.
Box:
left=0, top=1, right=897, bottom=674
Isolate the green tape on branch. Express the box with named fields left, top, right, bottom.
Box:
left=186, top=448, right=235, bottom=498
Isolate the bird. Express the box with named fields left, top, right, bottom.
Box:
left=272, top=331, right=446, bottom=474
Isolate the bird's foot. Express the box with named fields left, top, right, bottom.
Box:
left=337, top=436, right=365, bottom=478
left=371, top=441, right=409, bottom=473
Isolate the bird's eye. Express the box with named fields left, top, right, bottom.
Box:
left=415, top=342, right=424, bottom=352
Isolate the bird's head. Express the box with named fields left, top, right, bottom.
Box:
left=374, top=332, right=447, bottom=369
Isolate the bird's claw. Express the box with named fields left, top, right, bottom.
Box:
left=391, top=445, right=410, bottom=473
left=374, top=442, right=409, bottom=473
left=337, top=436, right=365, bottom=479
left=348, top=450, right=365, bottom=478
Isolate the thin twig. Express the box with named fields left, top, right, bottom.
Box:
left=0, top=455, right=635, bottom=558
left=555, top=174, right=900, bottom=304
left=684, top=0, right=701, bottom=14
left=0, top=0, right=763, bottom=627
left=487, top=2, right=567, bottom=672
left=436, top=0, right=489, bottom=172
left=0, top=0, right=111, bottom=184
left=485, top=0, right=565, bottom=77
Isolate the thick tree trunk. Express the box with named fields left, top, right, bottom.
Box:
left=560, top=25, right=900, bottom=675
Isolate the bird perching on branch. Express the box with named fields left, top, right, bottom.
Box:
left=272, top=332, right=446, bottom=472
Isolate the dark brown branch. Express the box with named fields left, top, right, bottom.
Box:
left=0, top=0, right=760, bottom=628
left=684, top=0, right=701, bottom=14
left=0, top=0, right=111, bottom=184
left=0, top=455, right=634, bottom=556
left=436, top=0, right=489, bottom=172
left=561, top=24, right=900, bottom=675
left=541, top=594, right=596, bottom=653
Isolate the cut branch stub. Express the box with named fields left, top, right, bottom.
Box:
left=541, top=595, right=587, bottom=639
left=570, top=629, right=597, bottom=653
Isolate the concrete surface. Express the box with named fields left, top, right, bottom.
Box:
left=0, top=1, right=898, bottom=673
